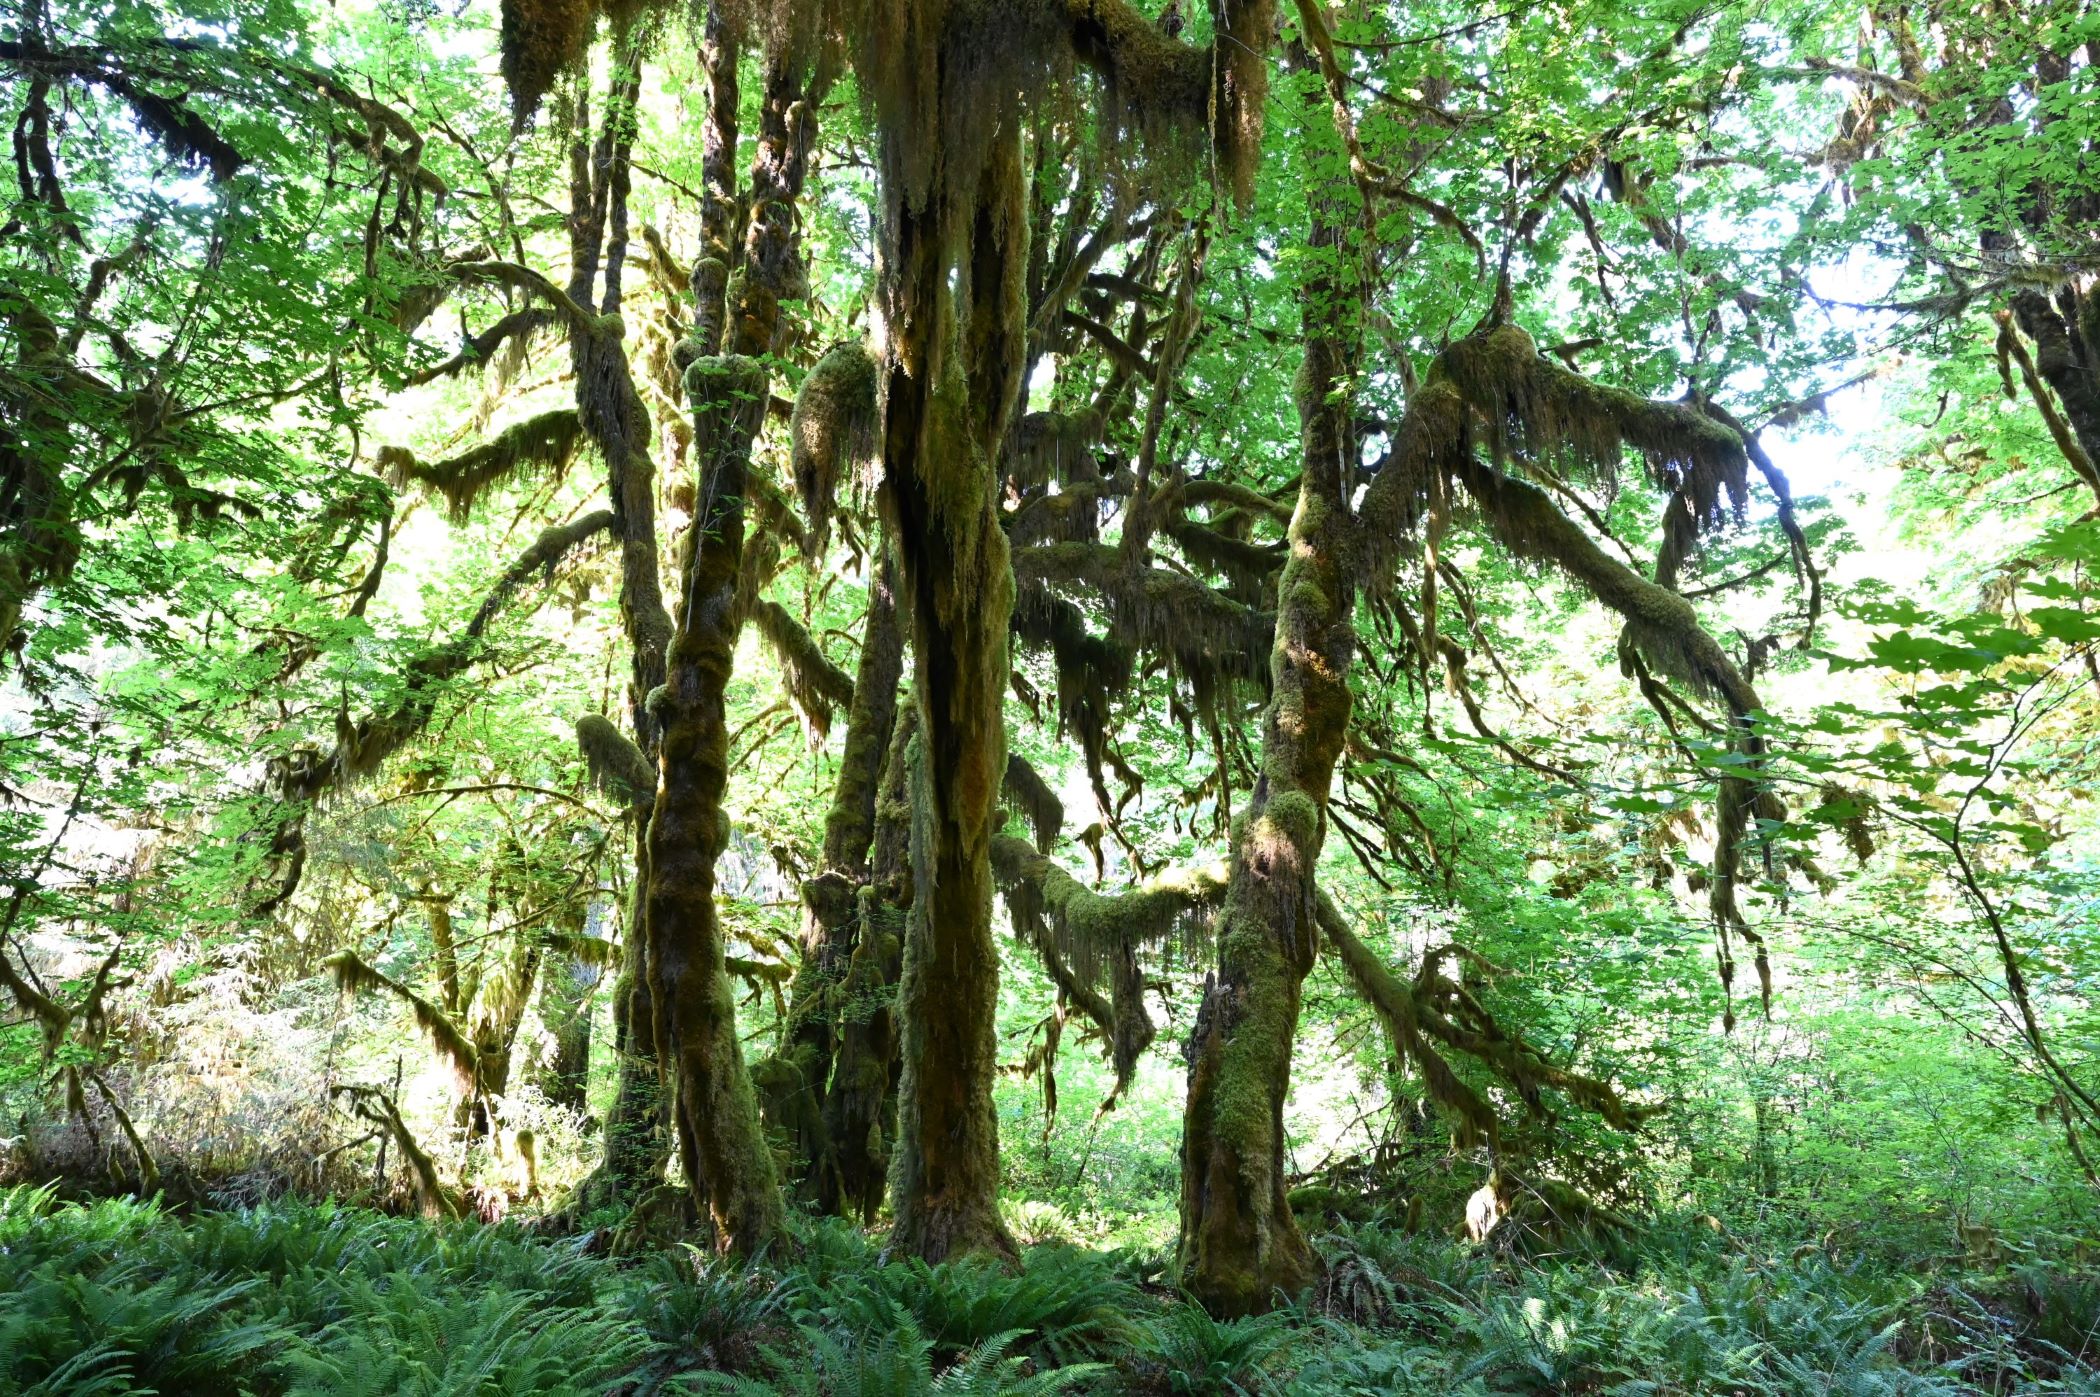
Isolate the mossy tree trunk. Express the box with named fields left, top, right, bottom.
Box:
left=823, top=701, right=916, bottom=1221
left=878, top=126, right=1029, bottom=1265
left=645, top=49, right=824, bottom=1255
left=760, top=544, right=906, bottom=1210
left=536, top=899, right=606, bottom=1113
left=1178, top=116, right=1363, bottom=1316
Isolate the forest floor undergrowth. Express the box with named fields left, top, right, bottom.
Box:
left=3, top=1186, right=2095, bottom=1396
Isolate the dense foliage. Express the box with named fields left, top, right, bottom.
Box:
left=4, top=0, right=2098, bottom=1385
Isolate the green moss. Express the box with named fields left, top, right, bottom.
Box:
left=1255, top=790, right=1320, bottom=852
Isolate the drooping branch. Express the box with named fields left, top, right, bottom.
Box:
left=1317, top=893, right=1644, bottom=1147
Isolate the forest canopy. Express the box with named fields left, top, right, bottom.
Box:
left=3, top=0, right=2099, bottom=1388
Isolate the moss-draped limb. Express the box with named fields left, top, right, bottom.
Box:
left=1180, top=69, right=1357, bottom=1312
left=991, top=835, right=1226, bottom=988
left=333, top=1084, right=463, bottom=1219
left=991, top=834, right=1226, bottom=1096
left=1442, top=451, right=1779, bottom=1003
left=378, top=408, right=583, bottom=523
left=1011, top=540, right=1273, bottom=685
left=577, top=713, right=654, bottom=807
left=1349, top=321, right=1786, bottom=1022
left=324, top=950, right=481, bottom=1095
left=252, top=507, right=611, bottom=927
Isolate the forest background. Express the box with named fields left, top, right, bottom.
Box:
left=3, top=0, right=2099, bottom=1389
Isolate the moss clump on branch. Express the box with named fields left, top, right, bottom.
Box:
left=790, top=341, right=879, bottom=553
left=751, top=599, right=856, bottom=738
left=500, top=0, right=597, bottom=127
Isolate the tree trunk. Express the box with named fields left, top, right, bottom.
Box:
left=536, top=899, right=605, bottom=1113
left=576, top=842, right=669, bottom=1212
left=879, top=127, right=1028, bottom=1264
left=1178, top=123, right=1361, bottom=1315
left=645, top=51, right=823, bottom=1255
left=761, top=545, right=906, bottom=1208
left=562, top=44, right=675, bottom=1217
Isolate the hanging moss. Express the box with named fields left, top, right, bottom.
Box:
left=379, top=409, right=584, bottom=525
left=991, top=834, right=1226, bottom=987
left=789, top=341, right=880, bottom=553
left=752, top=599, right=856, bottom=737
left=500, top=0, right=598, bottom=127
left=1001, top=754, right=1064, bottom=853
left=576, top=713, right=655, bottom=807
left=1005, top=407, right=1107, bottom=489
